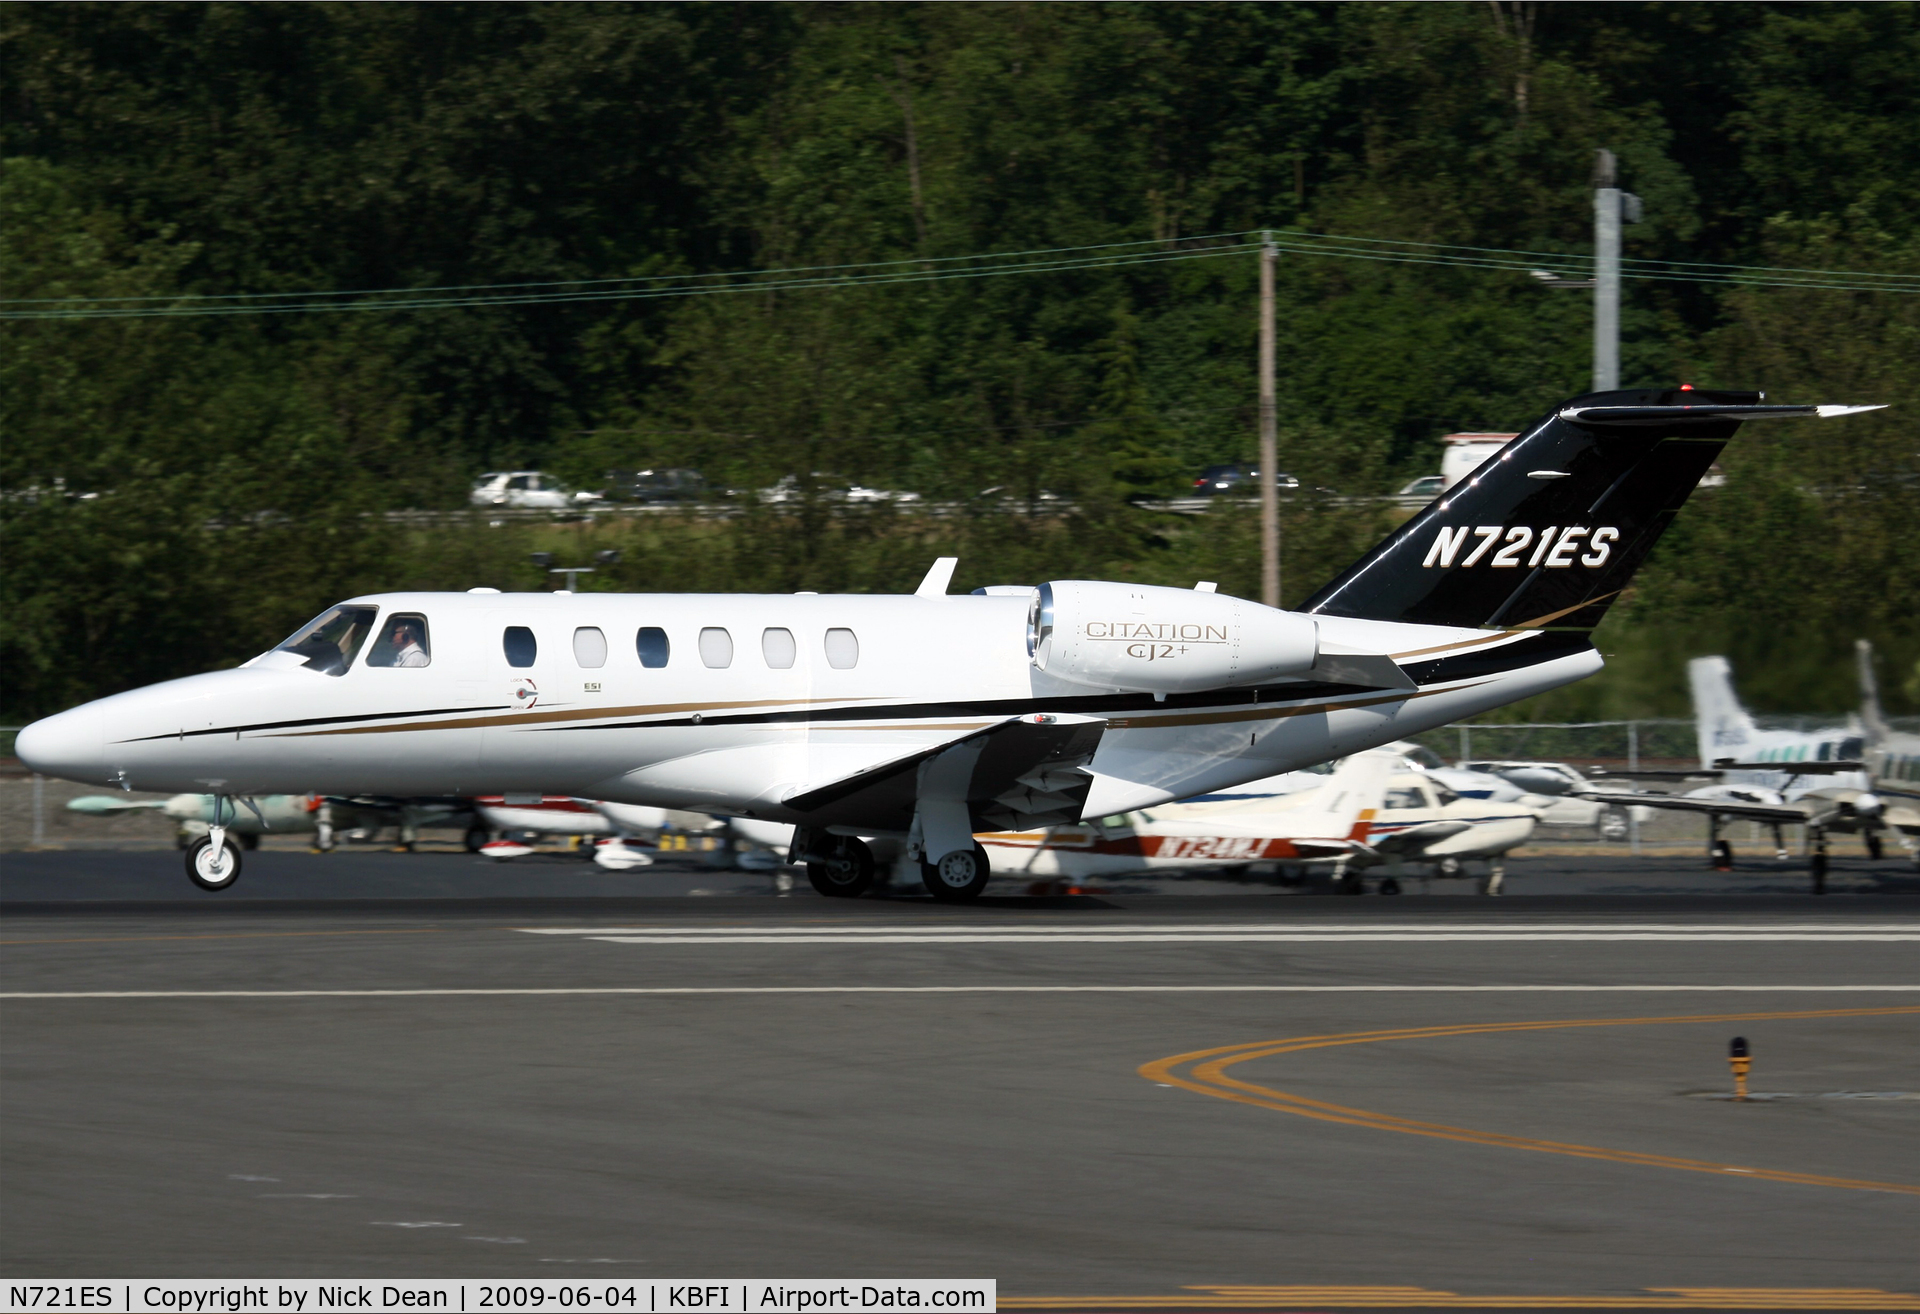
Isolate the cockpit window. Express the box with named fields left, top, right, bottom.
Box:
left=276, top=605, right=378, bottom=676
left=1384, top=787, right=1426, bottom=810
left=366, top=614, right=432, bottom=668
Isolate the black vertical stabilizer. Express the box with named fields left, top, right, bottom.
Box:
left=1302, top=388, right=1777, bottom=632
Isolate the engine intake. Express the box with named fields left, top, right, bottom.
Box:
left=1028, top=581, right=1319, bottom=694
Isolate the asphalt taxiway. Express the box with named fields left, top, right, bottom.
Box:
left=2, top=868, right=1917, bottom=1312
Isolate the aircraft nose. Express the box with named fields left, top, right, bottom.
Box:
left=15, top=705, right=107, bottom=784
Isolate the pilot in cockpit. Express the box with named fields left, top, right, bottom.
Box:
left=377, top=617, right=430, bottom=668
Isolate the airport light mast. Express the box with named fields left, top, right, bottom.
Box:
left=1532, top=149, right=1640, bottom=391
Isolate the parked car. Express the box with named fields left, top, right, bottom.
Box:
left=758, top=473, right=921, bottom=504
left=470, top=471, right=601, bottom=509
left=602, top=467, right=711, bottom=503
left=1396, top=474, right=1445, bottom=500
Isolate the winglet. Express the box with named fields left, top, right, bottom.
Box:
left=915, top=557, right=958, bottom=597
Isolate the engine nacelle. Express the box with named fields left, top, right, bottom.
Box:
left=1028, top=581, right=1319, bottom=694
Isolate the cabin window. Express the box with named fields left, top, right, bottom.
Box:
left=573, top=626, right=608, bottom=669
left=762, top=627, right=797, bottom=669
left=503, top=626, right=538, bottom=668
left=1383, top=787, right=1425, bottom=810
left=275, top=605, right=377, bottom=676
left=824, top=627, right=859, bottom=670
left=366, top=613, right=432, bottom=668
left=636, top=627, right=670, bottom=668
left=699, top=627, right=733, bottom=669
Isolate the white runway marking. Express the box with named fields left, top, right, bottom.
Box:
left=507, top=922, right=1920, bottom=946
left=6, top=985, right=1918, bottom=999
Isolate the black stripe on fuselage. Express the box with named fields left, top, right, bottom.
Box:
left=120, top=705, right=518, bottom=742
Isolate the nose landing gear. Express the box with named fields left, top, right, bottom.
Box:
left=184, top=794, right=245, bottom=890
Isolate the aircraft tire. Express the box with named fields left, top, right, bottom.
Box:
left=463, top=826, right=490, bottom=853
left=239, top=832, right=259, bottom=851
left=185, top=836, right=243, bottom=891
left=921, top=844, right=992, bottom=901
left=807, top=836, right=875, bottom=898
left=1378, top=877, right=1402, bottom=895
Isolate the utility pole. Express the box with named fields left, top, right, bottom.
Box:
left=1258, top=232, right=1280, bottom=609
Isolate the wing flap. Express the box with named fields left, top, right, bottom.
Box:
left=780, top=714, right=1107, bottom=833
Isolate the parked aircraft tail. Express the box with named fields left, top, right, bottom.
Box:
left=1301, top=389, right=1884, bottom=633
left=1857, top=639, right=1893, bottom=745
left=1689, top=656, right=1757, bottom=767
left=1290, top=749, right=1399, bottom=840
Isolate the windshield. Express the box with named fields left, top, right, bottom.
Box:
left=276, top=605, right=377, bottom=675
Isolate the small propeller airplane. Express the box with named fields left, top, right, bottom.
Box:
left=979, top=748, right=1537, bottom=894
left=978, top=748, right=1398, bottom=886
left=16, top=388, right=1882, bottom=897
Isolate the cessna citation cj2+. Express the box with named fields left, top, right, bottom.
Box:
left=17, top=388, right=1882, bottom=898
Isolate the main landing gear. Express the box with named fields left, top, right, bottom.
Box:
left=921, top=844, right=992, bottom=901
left=805, top=835, right=877, bottom=898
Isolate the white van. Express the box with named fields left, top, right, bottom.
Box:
left=1440, top=433, right=1521, bottom=492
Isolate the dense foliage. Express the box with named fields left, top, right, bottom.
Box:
left=4, top=2, right=1916, bottom=722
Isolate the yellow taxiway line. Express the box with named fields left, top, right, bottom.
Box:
left=1139, top=1008, right=1920, bottom=1196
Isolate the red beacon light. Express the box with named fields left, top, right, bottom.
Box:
left=1680, top=383, right=1695, bottom=391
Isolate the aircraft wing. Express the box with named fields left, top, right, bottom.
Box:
left=1581, top=790, right=1823, bottom=825
left=1366, top=820, right=1475, bottom=854
left=780, top=714, right=1107, bottom=834
left=65, top=796, right=167, bottom=817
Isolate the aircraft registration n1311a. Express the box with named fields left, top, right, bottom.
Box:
left=16, top=387, right=1883, bottom=898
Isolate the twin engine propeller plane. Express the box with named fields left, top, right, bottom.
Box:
left=16, top=388, right=1882, bottom=898
left=1583, top=641, right=1920, bottom=890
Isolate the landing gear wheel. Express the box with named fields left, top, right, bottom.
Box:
left=807, top=836, right=876, bottom=898
left=1436, top=857, right=1463, bottom=878
left=463, top=826, right=490, bottom=853
left=1866, top=832, right=1884, bottom=861
left=238, top=831, right=259, bottom=851
left=185, top=836, right=243, bottom=891
left=1377, top=876, right=1402, bottom=896
left=921, top=844, right=992, bottom=901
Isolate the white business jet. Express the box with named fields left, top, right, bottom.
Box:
left=15, top=388, right=1881, bottom=898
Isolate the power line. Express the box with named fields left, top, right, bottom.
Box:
left=4, top=230, right=1913, bottom=322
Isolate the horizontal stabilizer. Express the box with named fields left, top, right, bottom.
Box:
left=1561, top=403, right=1886, bottom=425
